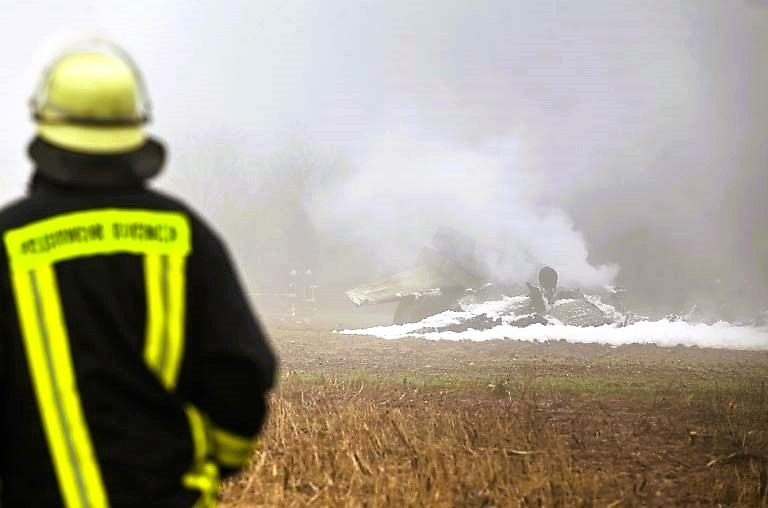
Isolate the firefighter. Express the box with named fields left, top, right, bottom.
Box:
left=0, top=39, right=277, bottom=507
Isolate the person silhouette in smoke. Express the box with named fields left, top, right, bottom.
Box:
left=538, top=266, right=559, bottom=304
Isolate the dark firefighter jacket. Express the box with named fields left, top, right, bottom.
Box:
left=0, top=138, right=277, bottom=507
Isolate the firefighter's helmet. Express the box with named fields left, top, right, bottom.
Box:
left=30, top=39, right=151, bottom=154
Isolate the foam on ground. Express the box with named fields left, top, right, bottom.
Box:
left=340, top=299, right=768, bottom=351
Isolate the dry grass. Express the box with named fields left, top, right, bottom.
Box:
left=220, top=325, right=768, bottom=507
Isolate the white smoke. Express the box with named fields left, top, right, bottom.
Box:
left=307, top=122, right=618, bottom=287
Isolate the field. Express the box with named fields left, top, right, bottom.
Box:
left=221, top=318, right=768, bottom=507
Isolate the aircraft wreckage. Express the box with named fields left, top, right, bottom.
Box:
left=345, top=228, right=637, bottom=331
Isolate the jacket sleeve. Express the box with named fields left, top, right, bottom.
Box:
left=177, top=217, right=278, bottom=474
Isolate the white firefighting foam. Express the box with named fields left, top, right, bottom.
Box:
left=339, top=298, right=768, bottom=351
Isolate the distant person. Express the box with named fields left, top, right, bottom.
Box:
left=0, top=39, right=277, bottom=506
left=538, top=265, right=558, bottom=303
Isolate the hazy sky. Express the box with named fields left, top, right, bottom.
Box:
left=2, top=1, right=767, bottom=310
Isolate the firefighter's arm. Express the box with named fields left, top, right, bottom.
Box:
left=178, top=220, right=278, bottom=474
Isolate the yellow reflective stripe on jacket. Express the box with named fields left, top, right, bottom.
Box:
left=183, top=461, right=220, bottom=508
left=3, top=208, right=193, bottom=507
left=9, top=264, right=109, bottom=508
left=4, top=208, right=191, bottom=271
left=183, top=405, right=219, bottom=508
left=209, top=424, right=259, bottom=469
left=143, top=253, right=187, bottom=389
left=185, top=405, right=209, bottom=463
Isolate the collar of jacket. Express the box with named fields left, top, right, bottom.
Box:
left=27, top=136, right=165, bottom=189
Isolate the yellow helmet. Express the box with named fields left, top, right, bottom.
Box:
left=30, top=39, right=151, bottom=154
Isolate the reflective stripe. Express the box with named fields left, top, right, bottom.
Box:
left=143, top=254, right=164, bottom=380
left=183, top=405, right=219, bottom=508
left=10, top=265, right=108, bottom=508
left=142, top=235, right=218, bottom=508
left=185, top=405, right=209, bottom=462
left=4, top=208, right=191, bottom=271
left=209, top=424, right=259, bottom=469
left=183, top=462, right=219, bottom=508
left=143, top=254, right=187, bottom=389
